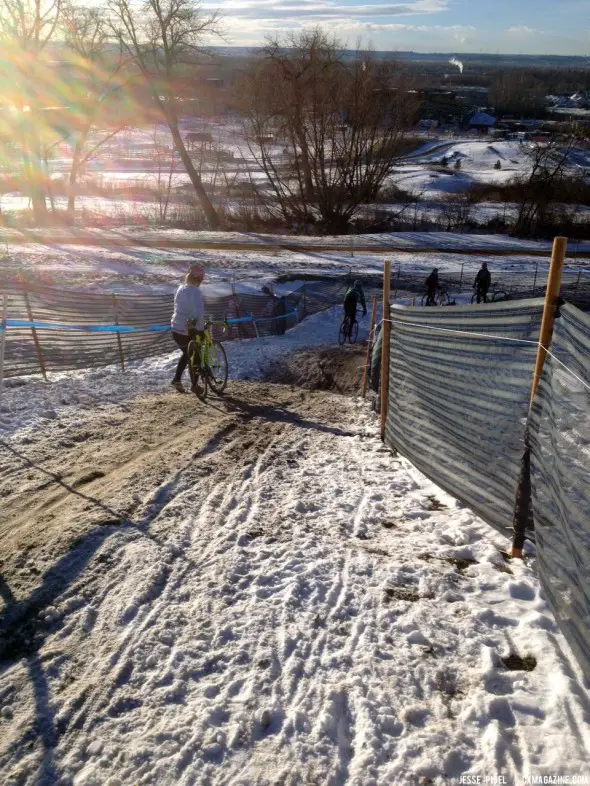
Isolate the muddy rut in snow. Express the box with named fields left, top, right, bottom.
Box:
left=0, top=375, right=357, bottom=658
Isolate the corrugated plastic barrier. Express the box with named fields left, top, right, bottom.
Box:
left=383, top=297, right=590, bottom=679
left=528, top=304, right=590, bottom=680
left=384, top=298, right=545, bottom=535
left=0, top=279, right=345, bottom=378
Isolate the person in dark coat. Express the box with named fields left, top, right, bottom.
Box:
left=425, top=268, right=439, bottom=306
left=343, top=280, right=367, bottom=321
left=274, top=294, right=287, bottom=335
left=474, top=262, right=491, bottom=303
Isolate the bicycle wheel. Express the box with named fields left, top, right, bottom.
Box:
left=348, top=320, right=359, bottom=344
left=438, top=291, right=450, bottom=306
left=491, top=290, right=508, bottom=303
left=206, top=340, right=228, bottom=395
left=187, top=340, right=207, bottom=401
left=421, top=294, right=428, bottom=307
left=338, top=319, right=347, bottom=345
left=471, top=292, right=478, bottom=304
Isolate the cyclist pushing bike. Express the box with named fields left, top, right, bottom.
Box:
left=343, top=280, right=367, bottom=325
left=424, top=268, right=439, bottom=306
left=171, top=264, right=205, bottom=394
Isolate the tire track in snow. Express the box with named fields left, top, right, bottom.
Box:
left=1, top=386, right=589, bottom=784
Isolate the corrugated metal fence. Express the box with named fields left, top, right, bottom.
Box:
left=0, top=278, right=345, bottom=379
left=382, top=298, right=590, bottom=679
left=528, top=304, right=590, bottom=680
left=384, top=299, right=544, bottom=535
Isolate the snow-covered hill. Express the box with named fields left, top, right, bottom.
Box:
left=0, top=308, right=589, bottom=785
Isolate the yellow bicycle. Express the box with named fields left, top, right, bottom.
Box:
left=186, top=319, right=229, bottom=400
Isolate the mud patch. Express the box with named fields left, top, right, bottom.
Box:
left=385, top=586, right=424, bottom=603
left=263, top=345, right=366, bottom=395
left=501, top=653, right=537, bottom=672
left=423, top=495, right=447, bottom=511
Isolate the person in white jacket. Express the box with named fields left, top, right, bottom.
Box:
left=170, top=264, right=206, bottom=393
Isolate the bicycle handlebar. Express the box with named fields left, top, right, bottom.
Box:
left=188, top=319, right=229, bottom=332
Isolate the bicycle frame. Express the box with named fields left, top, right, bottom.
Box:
left=343, top=314, right=355, bottom=336
left=188, top=319, right=228, bottom=368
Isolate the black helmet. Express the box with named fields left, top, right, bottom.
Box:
left=354, top=279, right=362, bottom=289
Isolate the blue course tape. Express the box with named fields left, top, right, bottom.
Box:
left=3, top=317, right=255, bottom=333
left=225, top=316, right=253, bottom=325
left=5, top=319, right=170, bottom=333
left=1, top=312, right=297, bottom=333
left=255, top=311, right=297, bottom=324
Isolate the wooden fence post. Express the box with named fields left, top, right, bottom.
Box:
left=361, top=295, right=379, bottom=398
left=112, top=293, right=125, bottom=373
left=530, top=236, right=567, bottom=406
left=380, top=260, right=392, bottom=441
left=393, top=263, right=401, bottom=301
left=532, top=263, right=538, bottom=296
left=0, top=293, right=6, bottom=392
left=574, top=269, right=582, bottom=295
left=23, top=285, right=47, bottom=381
left=459, top=263, right=464, bottom=288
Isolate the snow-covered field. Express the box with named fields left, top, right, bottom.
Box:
left=0, top=307, right=589, bottom=785
left=3, top=127, right=590, bottom=230
left=0, top=230, right=588, bottom=294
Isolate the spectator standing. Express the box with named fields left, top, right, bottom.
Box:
left=474, top=262, right=491, bottom=304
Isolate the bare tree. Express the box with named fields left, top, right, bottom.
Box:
left=0, top=0, right=63, bottom=221
left=60, top=3, right=130, bottom=220
left=513, top=135, right=578, bottom=237
left=240, top=29, right=419, bottom=232
left=150, top=125, right=178, bottom=221
left=107, top=0, right=223, bottom=229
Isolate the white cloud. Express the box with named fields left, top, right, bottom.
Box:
left=222, top=14, right=475, bottom=45
left=207, top=0, right=450, bottom=19
left=506, top=25, right=543, bottom=35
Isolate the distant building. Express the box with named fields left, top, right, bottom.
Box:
left=468, top=112, right=497, bottom=134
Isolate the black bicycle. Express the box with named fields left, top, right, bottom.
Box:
left=339, top=314, right=359, bottom=345
left=470, top=285, right=509, bottom=304
left=421, top=288, right=452, bottom=307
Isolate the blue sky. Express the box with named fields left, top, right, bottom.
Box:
left=207, top=0, right=590, bottom=55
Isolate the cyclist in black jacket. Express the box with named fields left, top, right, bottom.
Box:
left=474, top=262, right=491, bottom=303
left=343, top=280, right=367, bottom=322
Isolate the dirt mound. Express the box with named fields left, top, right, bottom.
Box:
left=263, top=345, right=366, bottom=394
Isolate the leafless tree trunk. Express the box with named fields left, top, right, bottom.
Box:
left=151, top=125, right=176, bottom=222
left=60, top=3, right=130, bottom=221
left=0, top=0, right=64, bottom=223
left=107, top=0, right=224, bottom=229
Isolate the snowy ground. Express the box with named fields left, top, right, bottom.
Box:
left=0, top=307, right=589, bottom=785
left=0, top=307, right=369, bottom=436
left=0, top=230, right=588, bottom=294
left=392, top=139, right=590, bottom=199
left=3, top=128, right=590, bottom=231
left=1, top=229, right=588, bottom=256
